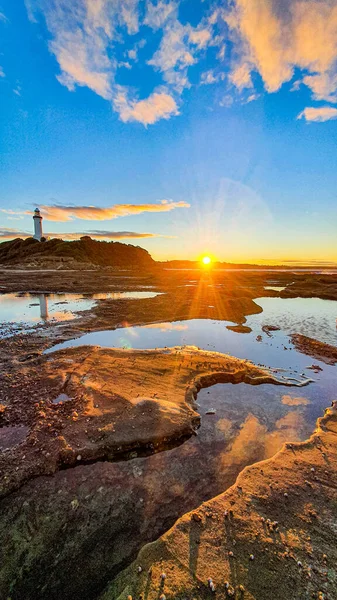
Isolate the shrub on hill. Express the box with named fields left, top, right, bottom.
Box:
left=0, top=237, right=154, bottom=268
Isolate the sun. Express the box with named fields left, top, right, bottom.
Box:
left=202, top=256, right=211, bottom=266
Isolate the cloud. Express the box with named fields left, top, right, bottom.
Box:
left=26, top=0, right=215, bottom=124
left=189, top=28, right=212, bottom=49
left=229, top=63, right=253, bottom=91
left=200, top=69, right=225, bottom=86
left=0, top=228, right=30, bottom=239
left=0, top=66, right=5, bottom=78
left=225, top=0, right=337, bottom=104
left=26, top=0, right=337, bottom=123
left=0, top=209, right=27, bottom=216
left=82, top=230, right=174, bottom=239
left=148, top=19, right=213, bottom=93
left=36, top=199, right=190, bottom=221
left=26, top=0, right=139, bottom=102
left=144, top=1, right=178, bottom=29
left=0, top=228, right=174, bottom=241
left=302, top=73, right=337, bottom=104
left=297, top=106, right=337, bottom=122
left=113, top=89, right=179, bottom=125
left=27, top=0, right=218, bottom=122
left=148, top=20, right=195, bottom=74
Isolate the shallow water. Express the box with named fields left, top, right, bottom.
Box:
left=48, top=295, right=337, bottom=441
left=2, top=297, right=337, bottom=597
left=50, top=296, right=337, bottom=357
left=0, top=291, right=161, bottom=328
left=48, top=295, right=337, bottom=458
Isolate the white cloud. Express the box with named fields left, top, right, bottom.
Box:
left=26, top=0, right=337, bottom=124
left=148, top=19, right=213, bottom=93
left=27, top=0, right=215, bottom=123
left=0, top=66, right=5, bottom=78
left=189, top=28, right=211, bottom=49
left=229, top=63, right=253, bottom=91
left=148, top=21, right=195, bottom=73
left=144, top=0, right=177, bottom=29
left=297, top=106, right=337, bottom=122
left=200, top=69, right=225, bottom=86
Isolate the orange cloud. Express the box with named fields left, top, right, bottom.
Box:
left=114, top=90, right=179, bottom=125
left=226, top=0, right=337, bottom=102
left=144, top=322, right=188, bottom=331
left=0, top=228, right=174, bottom=241
left=298, top=106, right=337, bottom=122
left=36, top=200, right=190, bottom=222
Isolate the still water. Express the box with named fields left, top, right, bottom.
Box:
left=50, top=296, right=337, bottom=357
left=2, top=296, right=337, bottom=596
left=48, top=295, right=337, bottom=447
left=0, top=291, right=161, bottom=328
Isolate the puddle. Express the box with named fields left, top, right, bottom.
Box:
left=53, top=393, right=72, bottom=404
left=48, top=296, right=337, bottom=442
left=0, top=425, right=29, bottom=451
left=86, top=292, right=160, bottom=301
left=4, top=377, right=336, bottom=599
left=3, top=297, right=337, bottom=596
left=0, top=291, right=161, bottom=334
left=265, top=286, right=285, bottom=291
left=0, top=293, right=95, bottom=326
left=49, top=297, right=337, bottom=360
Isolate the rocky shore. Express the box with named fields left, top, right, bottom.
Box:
left=0, top=267, right=336, bottom=599
left=107, top=402, right=337, bottom=600
left=291, top=334, right=337, bottom=366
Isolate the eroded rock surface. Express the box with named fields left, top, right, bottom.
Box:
left=291, top=333, right=337, bottom=365
left=107, top=404, right=337, bottom=600
left=0, top=345, right=291, bottom=498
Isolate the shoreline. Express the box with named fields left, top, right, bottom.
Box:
left=0, top=345, right=302, bottom=499
left=0, top=269, right=336, bottom=598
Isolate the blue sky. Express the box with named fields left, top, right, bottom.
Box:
left=0, top=0, right=337, bottom=263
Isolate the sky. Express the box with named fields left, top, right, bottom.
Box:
left=0, top=0, right=337, bottom=264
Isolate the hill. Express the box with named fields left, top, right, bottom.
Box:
left=0, top=236, right=154, bottom=269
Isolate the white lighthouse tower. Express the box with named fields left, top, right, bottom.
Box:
left=33, top=208, right=43, bottom=241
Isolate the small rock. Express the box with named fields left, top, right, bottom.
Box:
left=192, top=512, right=202, bottom=522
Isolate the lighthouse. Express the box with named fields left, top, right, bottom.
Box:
left=33, top=208, right=43, bottom=241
